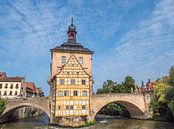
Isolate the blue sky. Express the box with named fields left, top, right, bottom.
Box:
left=0, top=0, right=174, bottom=95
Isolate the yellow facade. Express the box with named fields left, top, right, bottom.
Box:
left=50, top=20, right=93, bottom=118
left=54, top=54, right=91, bottom=116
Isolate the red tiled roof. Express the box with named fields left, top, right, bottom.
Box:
left=0, top=72, right=5, bottom=75
left=0, top=77, right=25, bottom=82
left=25, top=82, right=36, bottom=93
left=0, top=72, right=7, bottom=78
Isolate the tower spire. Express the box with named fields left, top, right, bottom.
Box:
left=71, top=18, right=73, bottom=26
left=67, top=18, right=77, bottom=43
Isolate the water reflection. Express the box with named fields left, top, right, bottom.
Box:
left=0, top=114, right=174, bottom=129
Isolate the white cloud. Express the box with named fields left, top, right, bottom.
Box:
left=93, top=0, right=174, bottom=90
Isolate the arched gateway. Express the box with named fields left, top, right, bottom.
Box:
left=0, top=97, right=50, bottom=122
left=89, top=93, right=152, bottom=120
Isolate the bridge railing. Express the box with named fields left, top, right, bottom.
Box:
left=93, top=92, right=147, bottom=96
left=6, top=96, right=49, bottom=102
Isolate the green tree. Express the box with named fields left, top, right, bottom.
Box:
left=166, top=87, right=174, bottom=116
left=169, top=66, right=174, bottom=86
left=154, top=82, right=168, bottom=102
left=0, top=98, right=6, bottom=115
left=168, top=100, right=174, bottom=116
left=123, top=76, right=135, bottom=92
left=96, top=80, right=117, bottom=94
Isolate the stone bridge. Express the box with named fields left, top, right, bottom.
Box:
left=0, top=97, right=50, bottom=122
left=0, top=93, right=152, bottom=124
left=89, top=93, right=152, bottom=120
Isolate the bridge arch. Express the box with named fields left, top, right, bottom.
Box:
left=93, top=100, right=144, bottom=119
left=1, top=103, right=50, bottom=118
left=90, top=93, right=150, bottom=120
left=0, top=97, right=50, bottom=122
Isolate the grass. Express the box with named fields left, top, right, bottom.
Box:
left=78, top=119, right=96, bottom=127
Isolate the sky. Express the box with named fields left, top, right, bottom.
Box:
left=0, top=0, right=174, bottom=95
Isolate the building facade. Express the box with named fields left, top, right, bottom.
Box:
left=25, top=82, right=37, bottom=97
left=49, top=19, right=93, bottom=124
left=0, top=77, right=25, bottom=99
left=36, top=87, right=44, bottom=97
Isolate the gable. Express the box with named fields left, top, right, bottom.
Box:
left=56, top=54, right=90, bottom=78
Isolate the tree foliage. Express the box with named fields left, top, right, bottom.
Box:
left=0, top=98, right=6, bottom=115
left=169, top=66, right=174, bottom=86
left=150, top=66, right=174, bottom=121
left=96, top=76, right=136, bottom=94
left=99, top=103, right=130, bottom=117
left=154, top=82, right=168, bottom=102
left=166, top=87, right=174, bottom=116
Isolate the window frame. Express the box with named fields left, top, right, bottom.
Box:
left=70, top=105, right=73, bottom=110
left=82, top=91, right=87, bottom=96
left=73, top=90, right=78, bottom=96
left=58, top=91, right=63, bottom=96
left=64, top=90, right=69, bottom=96
left=16, top=84, right=19, bottom=89
left=5, top=83, right=8, bottom=89
left=9, top=91, right=12, bottom=95
left=61, top=56, right=66, bottom=64
left=3, top=91, right=7, bottom=96
left=79, top=57, right=83, bottom=64
left=60, top=79, right=64, bottom=85
left=71, top=79, right=75, bottom=85
left=66, top=105, right=69, bottom=110
left=82, top=105, right=86, bottom=110
left=10, top=84, right=13, bottom=89
left=82, top=80, right=86, bottom=85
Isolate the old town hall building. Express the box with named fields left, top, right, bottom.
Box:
left=49, top=19, right=93, bottom=124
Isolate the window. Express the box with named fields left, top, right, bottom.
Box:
left=66, top=105, right=69, bottom=110
left=9, top=91, right=12, bottom=95
left=70, top=105, right=73, bottom=110
left=5, top=84, right=8, bottom=89
left=73, top=90, right=78, bottom=96
left=71, top=79, right=75, bottom=85
left=82, top=91, right=87, bottom=96
left=58, top=106, right=61, bottom=110
left=15, top=91, right=18, bottom=95
left=79, top=57, right=83, bottom=64
left=64, top=90, right=69, bottom=96
left=10, top=84, right=13, bottom=89
left=82, top=105, right=86, bottom=110
left=3, top=91, right=7, bottom=96
left=0, top=84, right=2, bottom=89
left=58, top=91, right=63, bottom=96
left=16, top=84, right=19, bottom=89
left=61, top=56, right=66, bottom=64
left=82, top=80, right=86, bottom=85
left=60, top=79, right=64, bottom=85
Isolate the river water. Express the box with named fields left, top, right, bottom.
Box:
left=0, top=114, right=174, bottom=129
